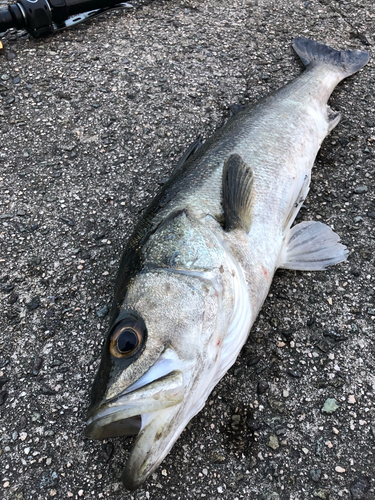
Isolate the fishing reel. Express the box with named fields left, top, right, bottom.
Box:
left=0, top=0, right=132, bottom=38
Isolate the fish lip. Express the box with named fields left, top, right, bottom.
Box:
left=121, top=404, right=182, bottom=491
left=84, top=369, right=184, bottom=440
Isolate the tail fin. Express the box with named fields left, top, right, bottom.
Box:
left=292, top=37, right=369, bottom=78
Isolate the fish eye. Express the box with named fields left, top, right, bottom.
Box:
left=109, top=319, right=144, bottom=359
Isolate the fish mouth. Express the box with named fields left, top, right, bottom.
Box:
left=84, top=369, right=184, bottom=440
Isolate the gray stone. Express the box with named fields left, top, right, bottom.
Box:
left=267, top=435, right=279, bottom=450
left=353, top=185, right=368, bottom=194
left=309, top=469, right=322, bottom=482
left=97, top=305, right=109, bottom=318
left=322, top=398, right=339, bottom=414
left=350, top=477, right=370, bottom=500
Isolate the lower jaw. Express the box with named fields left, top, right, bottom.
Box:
left=85, top=415, right=142, bottom=439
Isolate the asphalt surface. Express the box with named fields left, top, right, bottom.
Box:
left=0, top=0, right=374, bottom=499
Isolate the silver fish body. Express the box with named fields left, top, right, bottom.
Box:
left=84, top=38, right=369, bottom=489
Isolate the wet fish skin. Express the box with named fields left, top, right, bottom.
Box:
left=84, top=38, right=369, bottom=490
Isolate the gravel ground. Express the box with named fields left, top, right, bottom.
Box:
left=0, top=0, right=374, bottom=499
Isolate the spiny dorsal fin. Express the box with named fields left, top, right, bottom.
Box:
left=222, top=154, right=254, bottom=233
left=172, top=136, right=203, bottom=175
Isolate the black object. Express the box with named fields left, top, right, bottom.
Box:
left=0, top=0, right=132, bottom=37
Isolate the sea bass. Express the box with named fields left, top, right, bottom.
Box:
left=84, top=38, right=369, bottom=489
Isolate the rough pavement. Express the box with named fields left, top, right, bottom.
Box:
left=0, top=0, right=374, bottom=498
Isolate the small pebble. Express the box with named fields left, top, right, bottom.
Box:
left=335, top=466, right=346, bottom=473
left=267, top=435, right=279, bottom=450
left=32, top=357, right=43, bottom=376
left=353, top=185, right=368, bottom=194
left=309, top=469, right=321, bottom=482
left=322, top=398, right=338, bottom=414
left=97, top=305, right=109, bottom=318
left=26, top=297, right=40, bottom=311
left=313, top=489, right=330, bottom=499
left=348, top=395, right=356, bottom=404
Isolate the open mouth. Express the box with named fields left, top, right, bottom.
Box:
left=84, top=369, right=184, bottom=440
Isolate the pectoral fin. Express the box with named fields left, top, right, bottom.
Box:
left=279, top=221, right=349, bottom=271
left=222, top=154, right=255, bottom=233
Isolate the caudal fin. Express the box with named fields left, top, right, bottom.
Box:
left=292, top=37, right=369, bottom=78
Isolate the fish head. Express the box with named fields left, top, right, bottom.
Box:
left=85, top=262, right=234, bottom=490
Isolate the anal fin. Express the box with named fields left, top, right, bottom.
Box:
left=223, top=154, right=254, bottom=233
left=279, top=221, right=349, bottom=271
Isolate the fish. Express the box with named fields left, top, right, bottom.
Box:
left=84, top=38, right=369, bottom=490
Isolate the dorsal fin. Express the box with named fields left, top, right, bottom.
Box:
left=222, top=154, right=254, bottom=233
left=172, top=137, right=203, bottom=175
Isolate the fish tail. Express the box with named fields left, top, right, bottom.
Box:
left=292, top=37, right=369, bottom=78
